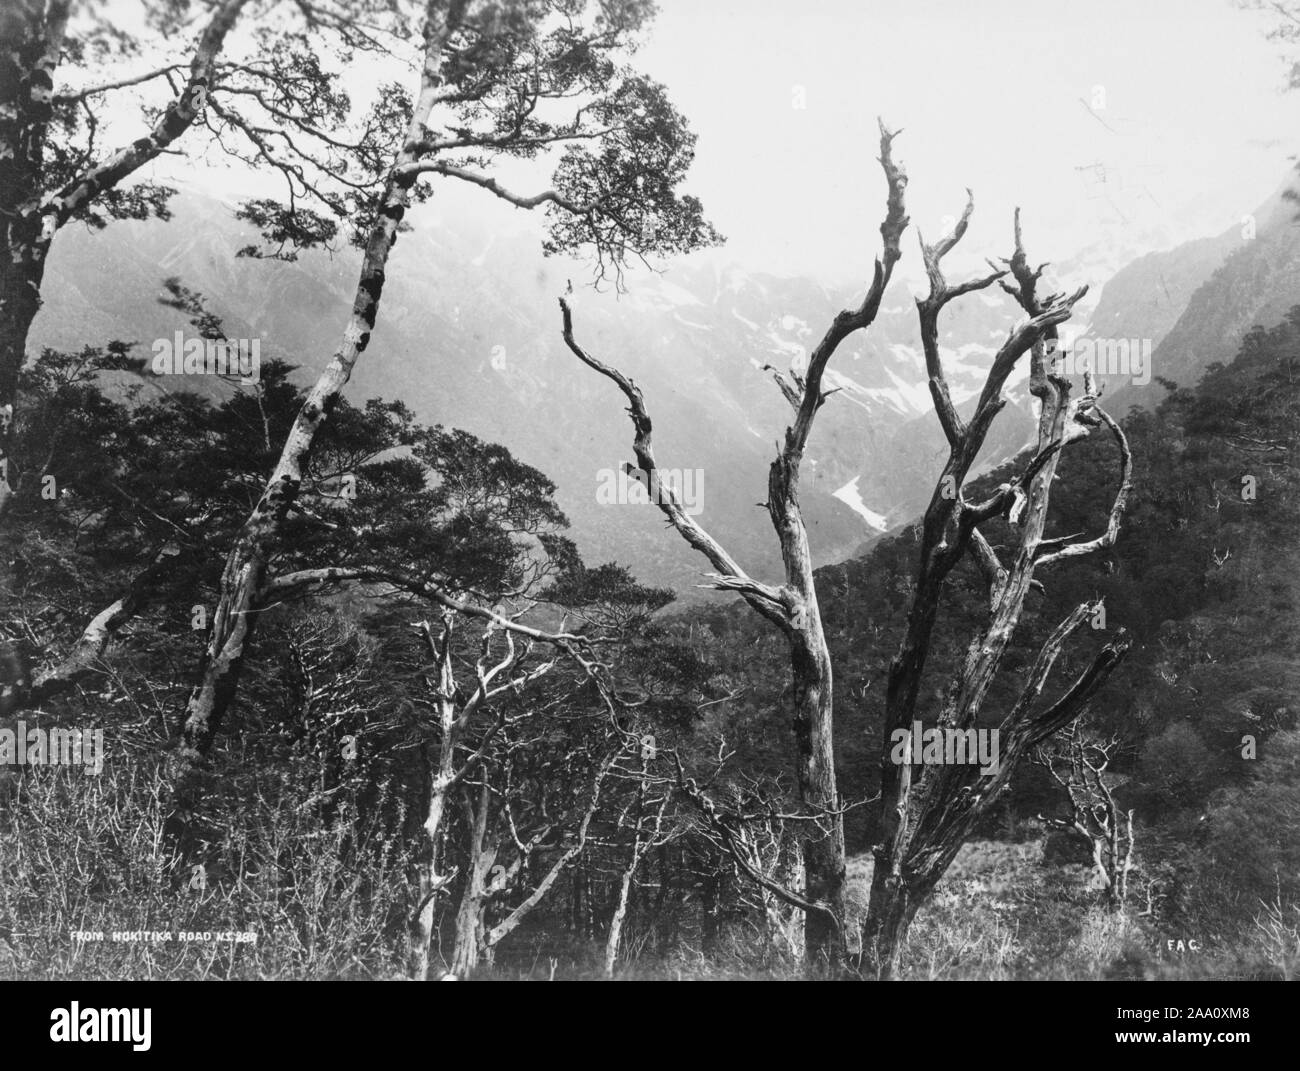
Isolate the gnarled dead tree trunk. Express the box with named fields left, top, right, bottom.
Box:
left=447, top=746, right=614, bottom=979
left=559, top=120, right=908, bottom=972
left=1034, top=723, right=1134, bottom=911
left=403, top=607, right=579, bottom=980
left=862, top=206, right=1134, bottom=978
left=603, top=753, right=673, bottom=978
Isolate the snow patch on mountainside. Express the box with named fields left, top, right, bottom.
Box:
left=767, top=330, right=803, bottom=357
left=881, top=359, right=934, bottom=413
left=673, top=312, right=713, bottom=331
left=833, top=476, right=888, bottom=530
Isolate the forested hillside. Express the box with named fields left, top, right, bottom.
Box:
left=2, top=0, right=1296, bottom=990
left=680, top=307, right=1300, bottom=976
left=4, top=293, right=1296, bottom=979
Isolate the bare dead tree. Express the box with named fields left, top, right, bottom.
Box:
left=404, top=605, right=577, bottom=980
left=1034, top=722, right=1134, bottom=911
left=443, top=713, right=619, bottom=979
left=684, top=772, right=811, bottom=965
left=601, top=748, right=674, bottom=978
left=665, top=746, right=851, bottom=960
left=558, top=119, right=909, bottom=970
left=863, top=206, right=1135, bottom=977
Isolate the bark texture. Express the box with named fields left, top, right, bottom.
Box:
left=863, top=208, right=1134, bottom=977
left=172, top=0, right=468, bottom=783
left=559, top=121, right=909, bottom=971
left=0, top=0, right=248, bottom=521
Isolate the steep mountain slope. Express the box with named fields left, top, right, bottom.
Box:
left=832, top=226, right=1229, bottom=538
left=1102, top=174, right=1300, bottom=413
left=32, top=176, right=1285, bottom=592
left=856, top=173, right=1300, bottom=533
left=689, top=302, right=1300, bottom=863
left=29, top=193, right=1014, bottom=591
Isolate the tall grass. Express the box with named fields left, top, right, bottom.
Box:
left=0, top=760, right=411, bottom=979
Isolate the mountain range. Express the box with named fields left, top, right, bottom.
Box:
left=29, top=170, right=1300, bottom=593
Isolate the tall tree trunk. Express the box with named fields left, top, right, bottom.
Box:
left=603, top=779, right=666, bottom=977
left=558, top=125, right=906, bottom=973
left=449, top=833, right=495, bottom=979
left=450, top=890, right=487, bottom=977
left=787, top=621, right=846, bottom=971
left=0, top=257, right=45, bottom=513
left=406, top=779, right=448, bottom=980
left=0, top=0, right=69, bottom=520
left=171, top=1, right=465, bottom=785
left=440, top=777, right=497, bottom=979
left=406, top=634, right=460, bottom=980
left=862, top=209, right=1131, bottom=977
left=604, top=865, right=636, bottom=979
left=861, top=877, right=923, bottom=980
left=0, top=0, right=246, bottom=522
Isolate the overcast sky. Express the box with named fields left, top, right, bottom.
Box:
left=107, top=0, right=1300, bottom=286
left=626, top=0, right=1299, bottom=280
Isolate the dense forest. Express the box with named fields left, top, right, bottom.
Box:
left=1, top=0, right=1297, bottom=986
left=2, top=297, right=1296, bottom=979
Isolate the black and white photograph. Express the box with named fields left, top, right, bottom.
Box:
left=0, top=0, right=1295, bottom=1045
